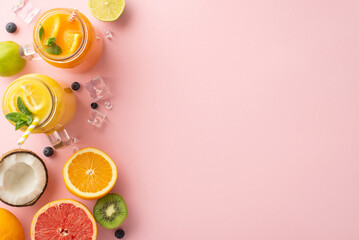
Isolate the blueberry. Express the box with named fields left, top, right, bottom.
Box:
left=71, top=82, right=80, bottom=91
left=43, top=147, right=54, bottom=157
left=5, top=22, right=17, bottom=33
left=91, top=102, right=98, bottom=109
left=115, top=229, right=125, bottom=239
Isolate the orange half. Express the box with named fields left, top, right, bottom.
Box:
left=63, top=148, right=118, bottom=200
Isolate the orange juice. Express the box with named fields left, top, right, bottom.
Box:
left=39, top=13, right=83, bottom=59
left=2, top=74, right=76, bottom=147
left=32, top=8, right=103, bottom=71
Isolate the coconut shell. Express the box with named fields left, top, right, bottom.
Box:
left=0, top=149, right=48, bottom=207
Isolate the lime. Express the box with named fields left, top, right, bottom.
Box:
left=89, top=0, right=126, bottom=22
left=0, top=41, right=26, bottom=77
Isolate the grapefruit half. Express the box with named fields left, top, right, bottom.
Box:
left=30, top=199, right=97, bottom=240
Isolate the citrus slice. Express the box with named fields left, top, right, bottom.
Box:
left=70, top=33, right=82, bottom=53
left=64, top=32, right=83, bottom=55
left=89, top=0, right=126, bottom=22
left=30, top=199, right=97, bottom=240
left=63, top=148, right=118, bottom=200
left=18, top=81, right=52, bottom=119
left=49, top=15, right=61, bottom=38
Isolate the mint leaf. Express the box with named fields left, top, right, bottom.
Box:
left=15, top=121, right=27, bottom=130
left=6, top=97, right=34, bottom=131
left=17, top=97, right=32, bottom=116
left=6, top=112, right=32, bottom=130
left=26, top=115, right=33, bottom=125
left=5, top=112, right=21, bottom=122
left=45, top=37, right=56, bottom=46
left=45, top=44, right=62, bottom=55
left=44, top=37, right=62, bottom=55
left=39, top=25, right=44, bottom=40
left=5, top=112, right=29, bottom=122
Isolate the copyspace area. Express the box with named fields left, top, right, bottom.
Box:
left=1, top=0, right=359, bottom=239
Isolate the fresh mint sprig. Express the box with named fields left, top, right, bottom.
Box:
left=5, top=97, right=34, bottom=130
left=45, top=37, right=62, bottom=55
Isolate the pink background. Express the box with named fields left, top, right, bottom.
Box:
left=1, top=0, right=359, bottom=239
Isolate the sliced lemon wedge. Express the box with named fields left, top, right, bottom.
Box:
left=18, top=83, right=52, bottom=120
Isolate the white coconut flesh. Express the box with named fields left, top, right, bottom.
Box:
left=0, top=152, right=47, bottom=206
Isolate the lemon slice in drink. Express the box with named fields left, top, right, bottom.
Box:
left=89, top=0, right=126, bottom=22
left=19, top=82, right=52, bottom=122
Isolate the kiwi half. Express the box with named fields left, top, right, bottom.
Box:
left=93, top=193, right=128, bottom=229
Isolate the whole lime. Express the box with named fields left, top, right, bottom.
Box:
left=0, top=41, right=26, bottom=77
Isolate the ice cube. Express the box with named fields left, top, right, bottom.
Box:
left=12, top=0, right=40, bottom=24
left=71, top=136, right=79, bottom=144
left=88, top=110, right=106, bottom=128
left=104, top=101, right=113, bottom=110
left=105, top=30, right=113, bottom=39
left=85, top=76, right=111, bottom=102
left=71, top=146, right=79, bottom=153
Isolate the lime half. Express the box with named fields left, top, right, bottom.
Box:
left=89, top=0, right=126, bottom=22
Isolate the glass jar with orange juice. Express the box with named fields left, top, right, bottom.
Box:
left=2, top=74, right=76, bottom=148
left=20, top=8, right=103, bottom=71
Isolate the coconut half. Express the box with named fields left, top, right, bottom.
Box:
left=0, top=150, right=48, bottom=207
